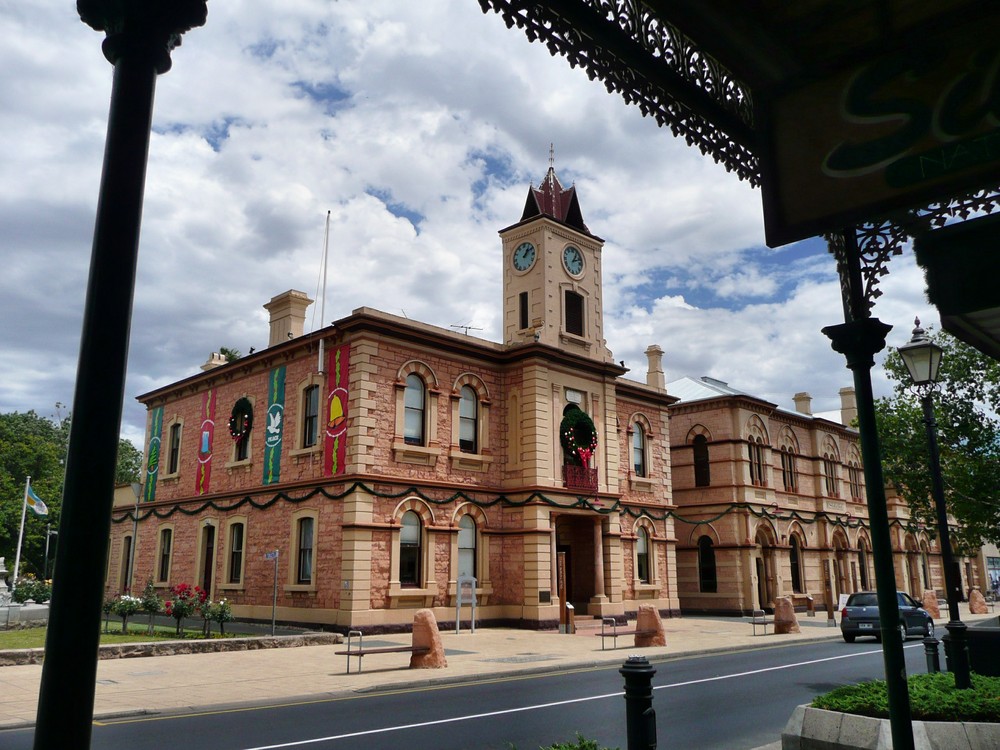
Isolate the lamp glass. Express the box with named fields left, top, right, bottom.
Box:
left=899, top=338, right=943, bottom=386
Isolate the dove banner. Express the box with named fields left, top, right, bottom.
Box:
left=262, top=366, right=286, bottom=485
left=195, top=389, right=216, bottom=496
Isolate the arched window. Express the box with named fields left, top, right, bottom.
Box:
left=302, top=384, right=320, bottom=448
left=780, top=447, right=797, bottom=492
left=459, top=386, right=478, bottom=454
left=296, top=517, right=314, bottom=584
left=632, top=424, right=647, bottom=477
left=227, top=522, right=245, bottom=585
left=698, top=536, right=717, bottom=593
left=458, top=515, right=476, bottom=578
left=748, top=436, right=766, bottom=486
left=789, top=536, right=803, bottom=593
left=403, top=374, right=426, bottom=446
left=157, top=528, right=173, bottom=583
left=921, top=548, right=931, bottom=589
left=693, top=435, right=711, bottom=487
left=848, top=461, right=863, bottom=500
left=858, top=543, right=870, bottom=590
left=636, top=527, right=651, bottom=583
left=400, top=510, right=422, bottom=586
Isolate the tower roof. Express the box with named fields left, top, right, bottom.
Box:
left=520, top=166, right=590, bottom=235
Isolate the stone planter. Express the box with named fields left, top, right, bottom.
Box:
left=782, top=704, right=1000, bottom=749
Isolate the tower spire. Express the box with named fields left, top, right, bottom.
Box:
left=548, top=142, right=554, bottom=171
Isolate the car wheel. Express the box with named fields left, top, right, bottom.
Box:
left=843, top=633, right=856, bottom=643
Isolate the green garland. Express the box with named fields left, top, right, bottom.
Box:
left=112, top=478, right=930, bottom=538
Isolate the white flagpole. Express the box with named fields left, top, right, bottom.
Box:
left=317, top=210, right=331, bottom=374
left=12, top=476, right=30, bottom=595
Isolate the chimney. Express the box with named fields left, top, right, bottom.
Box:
left=839, top=386, right=858, bottom=426
left=645, top=345, right=665, bottom=390
left=793, top=392, right=812, bottom=415
left=264, top=290, right=314, bottom=347
left=200, top=352, right=228, bottom=371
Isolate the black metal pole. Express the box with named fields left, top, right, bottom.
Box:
left=921, top=393, right=972, bottom=689
left=620, top=655, right=657, bottom=750
left=823, top=317, right=915, bottom=750
left=34, top=6, right=206, bottom=748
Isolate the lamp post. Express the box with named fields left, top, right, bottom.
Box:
left=897, top=318, right=971, bottom=690
left=129, top=482, right=142, bottom=593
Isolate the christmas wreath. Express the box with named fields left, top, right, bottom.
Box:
left=560, top=403, right=598, bottom=466
left=229, top=398, right=254, bottom=442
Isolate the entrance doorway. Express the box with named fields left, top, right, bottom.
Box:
left=555, top=515, right=598, bottom=614
left=200, top=525, right=216, bottom=598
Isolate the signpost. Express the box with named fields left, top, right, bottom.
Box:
left=455, top=575, right=477, bottom=634
left=265, top=550, right=279, bottom=636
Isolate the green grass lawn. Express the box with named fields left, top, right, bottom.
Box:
left=0, top=622, right=217, bottom=650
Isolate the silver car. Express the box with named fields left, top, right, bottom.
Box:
left=840, top=591, right=935, bottom=643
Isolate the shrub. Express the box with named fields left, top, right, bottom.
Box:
left=139, top=579, right=162, bottom=635
left=201, top=598, right=234, bottom=636
left=164, top=583, right=207, bottom=635
left=12, top=575, right=51, bottom=604
left=507, top=736, right=619, bottom=750
left=812, top=672, right=1000, bottom=723
left=111, top=595, right=142, bottom=632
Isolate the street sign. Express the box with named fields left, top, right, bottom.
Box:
left=264, top=550, right=279, bottom=560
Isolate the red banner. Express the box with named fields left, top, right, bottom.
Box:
left=324, top=344, right=350, bottom=476
left=195, top=389, right=216, bottom=494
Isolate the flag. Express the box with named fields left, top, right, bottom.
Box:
left=26, top=485, right=48, bottom=516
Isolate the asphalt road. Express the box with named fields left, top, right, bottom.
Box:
left=3, top=638, right=936, bottom=750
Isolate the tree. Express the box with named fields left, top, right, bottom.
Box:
left=219, top=346, right=241, bottom=362
left=0, top=410, right=142, bottom=575
left=875, top=328, right=1000, bottom=550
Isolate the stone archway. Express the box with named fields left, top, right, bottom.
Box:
left=831, top=528, right=851, bottom=600
left=555, top=514, right=600, bottom=615
left=754, top=525, right=777, bottom=611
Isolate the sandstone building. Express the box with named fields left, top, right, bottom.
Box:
left=666, top=376, right=980, bottom=615
left=106, top=165, right=680, bottom=630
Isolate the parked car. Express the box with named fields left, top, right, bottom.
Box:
left=840, top=591, right=934, bottom=643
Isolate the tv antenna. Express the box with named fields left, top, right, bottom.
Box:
left=450, top=322, right=483, bottom=336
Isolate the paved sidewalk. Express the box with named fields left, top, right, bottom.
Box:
left=0, top=610, right=996, bottom=737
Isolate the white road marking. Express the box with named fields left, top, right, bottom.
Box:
left=242, top=646, right=894, bottom=749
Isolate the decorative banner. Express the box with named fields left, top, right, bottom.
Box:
left=195, top=389, right=216, bottom=495
left=324, top=343, right=350, bottom=476
left=262, top=366, right=286, bottom=485
left=144, top=407, right=163, bottom=503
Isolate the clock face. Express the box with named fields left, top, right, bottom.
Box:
left=512, top=241, right=536, bottom=272
left=563, top=246, right=584, bottom=276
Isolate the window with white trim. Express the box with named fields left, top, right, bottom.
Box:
left=404, top=374, right=426, bottom=446
left=400, top=510, right=422, bottom=587
left=458, top=515, right=476, bottom=579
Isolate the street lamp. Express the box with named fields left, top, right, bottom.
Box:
left=129, top=482, right=142, bottom=594
left=897, top=317, right=971, bottom=689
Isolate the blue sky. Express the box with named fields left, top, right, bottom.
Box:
left=1, top=2, right=937, bottom=446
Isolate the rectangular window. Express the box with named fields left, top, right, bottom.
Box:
left=228, top=523, right=245, bottom=584
left=302, top=385, right=319, bottom=448
left=157, top=528, right=172, bottom=583
left=168, top=423, right=181, bottom=474
left=848, top=465, right=863, bottom=500
left=519, top=291, right=529, bottom=330
left=296, top=517, right=314, bottom=584
left=565, top=290, right=584, bottom=336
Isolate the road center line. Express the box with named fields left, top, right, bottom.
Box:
left=242, top=646, right=891, bottom=749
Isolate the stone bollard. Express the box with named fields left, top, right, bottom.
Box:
left=774, top=596, right=801, bottom=634
left=969, top=588, right=989, bottom=615
left=410, top=609, right=447, bottom=669
left=620, top=655, right=657, bottom=750
left=634, top=604, right=666, bottom=647
left=923, top=634, right=941, bottom=673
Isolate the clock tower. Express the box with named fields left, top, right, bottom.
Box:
left=500, top=164, right=612, bottom=363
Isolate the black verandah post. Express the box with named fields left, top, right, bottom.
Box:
left=33, top=5, right=206, bottom=748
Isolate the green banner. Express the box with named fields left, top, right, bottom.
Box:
left=262, top=366, right=286, bottom=485
left=144, top=406, right=163, bottom=502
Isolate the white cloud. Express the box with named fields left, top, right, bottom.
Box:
left=1, top=1, right=934, bottom=445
